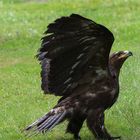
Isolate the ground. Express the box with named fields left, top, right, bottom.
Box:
left=0, top=0, right=140, bottom=140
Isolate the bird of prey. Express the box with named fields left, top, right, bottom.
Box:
left=25, top=14, right=132, bottom=140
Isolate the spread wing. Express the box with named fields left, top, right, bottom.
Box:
left=37, top=14, right=114, bottom=96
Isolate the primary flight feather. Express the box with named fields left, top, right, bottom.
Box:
left=25, top=14, right=132, bottom=140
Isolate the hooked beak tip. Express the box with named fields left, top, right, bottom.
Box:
left=124, top=51, right=133, bottom=57
left=127, top=51, right=133, bottom=57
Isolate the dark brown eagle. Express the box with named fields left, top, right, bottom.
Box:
left=25, top=14, right=132, bottom=140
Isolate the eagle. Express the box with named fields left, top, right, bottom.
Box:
left=24, top=14, right=132, bottom=140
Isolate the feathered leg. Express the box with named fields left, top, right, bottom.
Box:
left=66, top=114, right=86, bottom=140
left=86, top=108, right=121, bottom=140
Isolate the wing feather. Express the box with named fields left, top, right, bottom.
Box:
left=37, top=14, right=114, bottom=96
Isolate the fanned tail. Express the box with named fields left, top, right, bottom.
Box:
left=24, top=108, right=67, bottom=137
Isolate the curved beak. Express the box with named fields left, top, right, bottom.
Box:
left=124, top=51, right=133, bottom=57
left=118, top=51, right=133, bottom=59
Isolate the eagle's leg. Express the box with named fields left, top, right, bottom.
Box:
left=66, top=115, right=86, bottom=140
left=98, top=112, right=121, bottom=140
left=86, top=108, right=121, bottom=140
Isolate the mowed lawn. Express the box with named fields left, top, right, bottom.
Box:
left=0, top=0, right=140, bottom=140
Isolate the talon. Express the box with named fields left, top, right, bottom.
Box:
left=75, top=138, right=81, bottom=140
left=74, top=137, right=81, bottom=140
left=74, top=134, right=81, bottom=140
left=111, top=136, right=121, bottom=140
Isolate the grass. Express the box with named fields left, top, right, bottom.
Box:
left=0, top=0, right=140, bottom=139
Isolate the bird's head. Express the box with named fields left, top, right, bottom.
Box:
left=109, top=50, right=133, bottom=78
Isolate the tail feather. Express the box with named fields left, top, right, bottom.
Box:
left=47, top=111, right=66, bottom=131
left=25, top=113, right=50, bottom=131
left=24, top=109, right=67, bottom=137
left=38, top=114, right=61, bottom=132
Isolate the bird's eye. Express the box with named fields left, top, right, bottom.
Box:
left=118, top=53, right=121, bottom=56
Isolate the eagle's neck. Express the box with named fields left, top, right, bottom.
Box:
left=109, top=64, right=120, bottom=81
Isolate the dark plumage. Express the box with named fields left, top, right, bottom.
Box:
left=25, top=14, right=132, bottom=140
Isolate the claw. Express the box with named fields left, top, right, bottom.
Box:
left=96, top=136, right=121, bottom=140
left=75, top=137, right=81, bottom=140
left=111, top=136, right=121, bottom=140
left=74, top=134, right=81, bottom=140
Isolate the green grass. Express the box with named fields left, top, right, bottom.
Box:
left=0, top=0, right=140, bottom=139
